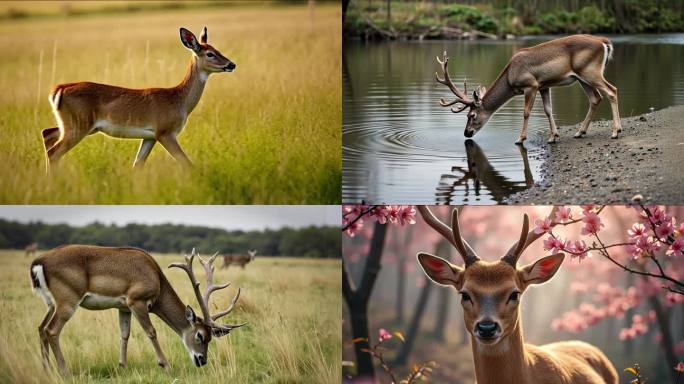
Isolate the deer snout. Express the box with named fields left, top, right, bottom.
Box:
left=464, top=128, right=475, bottom=138
left=194, top=354, right=207, bottom=367
left=224, top=62, right=236, bottom=72
left=475, top=320, right=500, bottom=339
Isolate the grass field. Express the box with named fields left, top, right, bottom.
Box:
left=0, top=251, right=341, bottom=383
left=0, top=3, right=341, bottom=204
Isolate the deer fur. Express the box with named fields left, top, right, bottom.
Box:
left=222, top=250, right=257, bottom=269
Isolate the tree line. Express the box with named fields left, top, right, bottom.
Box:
left=0, top=219, right=341, bottom=258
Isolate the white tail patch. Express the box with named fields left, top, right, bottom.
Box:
left=31, top=265, right=55, bottom=308
left=49, top=88, right=62, bottom=111
left=601, top=43, right=613, bottom=74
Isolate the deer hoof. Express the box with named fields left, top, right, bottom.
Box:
left=547, top=137, right=558, bottom=144
left=611, top=133, right=619, bottom=139
left=573, top=132, right=584, bottom=138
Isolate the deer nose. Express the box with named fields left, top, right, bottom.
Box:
left=464, top=129, right=474, bottom=138
left=226, top=62, right=236, bottom=71
left=475, top=321, right=499, bottom=338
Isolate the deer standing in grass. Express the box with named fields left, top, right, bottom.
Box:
left=30, top=246, right=244, bottom=375
left=222, top=250, right=257, bottom=269
left=42, top=26, right=236, bottom=171
left=436, top=34, right=621, bottom=144
left=25, top=243, right=38, bottom=257
left=416, top=206, right=617, bottom=384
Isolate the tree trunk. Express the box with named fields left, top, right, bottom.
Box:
left=396, top=225, right=414, bottom=324
left=343, top=222, right=388, bottom=380
left=647, top=293, right=678, bottom=383
left=432, top=245, right=452, bottom=340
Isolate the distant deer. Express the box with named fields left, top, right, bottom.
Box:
left=42, top=26, right=236, bottom=171
left=435, top=34, right=621, bottom=144
left=222, top=250, right=257, bottom=269
left=416, top=206, right=617, bottom=384
left=30, top=246, right=244, bottom=375
left=25, top=243, right=38, bottom=257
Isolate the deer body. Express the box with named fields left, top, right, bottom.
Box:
left=436, top=35, right=621, bottom=144
left=30, top=245, right=243, bottom=375
left=25, top=243, right=38, bottom=257
left=43, top=27, right=236, bottom=170
left=222, top=250, right=257, bottom=269
left=416, top=207, right=617, bottom=384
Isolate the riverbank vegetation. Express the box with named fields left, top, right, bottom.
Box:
left=344, top=0, right=684, bottom=40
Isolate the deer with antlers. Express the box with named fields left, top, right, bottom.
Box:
left=436, top=35, right=621, bottom=144
left=30, top=246, right=244, bottom=375
left=42, top=26, right=236, bottom=171
left=416, top=206, right=617, bottom=384
left=222, top=250, right=257, bottom=269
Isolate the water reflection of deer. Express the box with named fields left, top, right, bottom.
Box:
left=435, top=140, right=533, bottom=204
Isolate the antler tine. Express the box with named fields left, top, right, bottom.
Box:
left=417, top=206, right=480, bottom=267
left=198, top=252, right=231, bottom=307
left=211, top=287, right=241, bottom=321
left=169, top=248, right=212, bottom=322
left=435, top=50, right=473, bottom=109
left=501, top=207, right=560, bottom=266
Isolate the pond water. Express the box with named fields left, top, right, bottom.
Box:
left=342, top=34, right=684, bottom=204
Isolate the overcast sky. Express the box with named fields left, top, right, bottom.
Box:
left=0, top=206, right=340, bottom=231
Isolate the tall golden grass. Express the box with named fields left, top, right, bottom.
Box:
left=0, top=4, right=341, bottom=204
left=0, top=251, right=341, bottom=383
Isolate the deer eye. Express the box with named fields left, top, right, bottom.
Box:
left=460, top=291, right=471, bottom=303
left=207, top=52, right=215, bottom=58
left=508, top=291, right=520, bottom=303
left=195, top=332, right=204, bottom=343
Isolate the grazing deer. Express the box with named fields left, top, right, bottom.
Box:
left=416, top=206, right=617, bottom=384
left=222, top=250, right=257, bottom=269
left=25, top=243, right=38, bottom=257
left=42, top=26, right=236, bottom=171
left=30, top=246, right=244, bottom=375
left=436, top=34, right=621, bottom=144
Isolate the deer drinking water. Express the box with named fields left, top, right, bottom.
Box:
left=42, top=27, right=236, bottom=171
left=30, top=246, right=244, bottom=375
left=436, top=35, right=621, bottom=144
left=416, top=206, right=617, bottom=384
left=222, top=250, right=257, bottom=269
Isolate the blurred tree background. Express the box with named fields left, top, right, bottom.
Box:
left=0, top=219, right=340, bottom=258
left=344, top=0, right=684, bottom=39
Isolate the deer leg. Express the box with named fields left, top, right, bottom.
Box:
left=118, top=310, right=132, bottom=368
left=38, top=305, right=56, bottom=370
left=516, top=87, right=537, bottom=145
left=129, top=301, right=169, bottom=369
left=539, top=89, right=559, bottom=143
left=599, top=79, right=621, bottom=138
left=42, top=127, right=61, bottom=153
left=133, top=139, right=156, bottom=168
left=45, top=304, right=77, bottom=376
left=46, top=123, right=89, bottom=172
left=574, top=82, right=602, bottom=138
left=157, top=133, right=193, bottom=168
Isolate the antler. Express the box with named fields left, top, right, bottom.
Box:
left=500, top=207, right=560, bottom=267
left=417, top=206, right=480, bottom=267
left=169, top=248, right=246, bottom=333
left=435, top=50, right=473, bottom=113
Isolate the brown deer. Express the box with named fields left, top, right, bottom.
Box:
left=30, top=246, right=244, bottom=375
left=436, top=34, right=621, bottom=144
left=42, top=26, right=236, bottom=171
left=222, top=250, right=257, bottom=269
left=416, top=206, right=617, bottom=384
left=25, top=243, right=38, bottom=257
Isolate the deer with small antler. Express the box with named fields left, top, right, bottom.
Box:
left=436, top=35, right=621, bottom=144
left=416, top=206, right=617, bottom=384
left=30, top=245, right=244, bottom=375
left=42, top=26, right=236, bottom=171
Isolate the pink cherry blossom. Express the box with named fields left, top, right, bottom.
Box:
left=655, top=220, right=674, bottom=240
left=627, top=223, right=647, bottom=240
left=543, top=236, right=566, bottom=253
left=675, top=362, right=684, bottom=373
left=344, top=218, right=364, bottom=237
left=581, top=211, right=604, bottom=235
left=569, top=240, right=591, bottom=261
left=398, top=205, right=416, bottom=226
left=378, top=328, right=392, bottom=341
left=370, top=206, right=389, bottom=224
left=555, top=206, right=572, bottom=223
left=534, top=218, right=552, bottom=234
left=666, top=237, right=684, bottom=257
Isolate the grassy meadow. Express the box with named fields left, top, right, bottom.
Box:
left=0, top=3, right=341, bottom=204
left=0, top=251, right=341, bottom=383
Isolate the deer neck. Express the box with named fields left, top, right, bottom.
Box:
left=481, top=67, right=515, bottom=115
left=150, top=277, right=192, bottom=336
left=471, top=315, right=529, bottom=384
left=176, top=56, right=208, bottom=115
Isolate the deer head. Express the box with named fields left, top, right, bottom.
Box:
left=416, top=207, right=564, bottom=347
left=248, top=250, right=257, bottom=261
left=435, top=51, right=490, bottom=138
left=180, top=27, right=236, bottom=74
left=169, top=248, right=245, bottom=366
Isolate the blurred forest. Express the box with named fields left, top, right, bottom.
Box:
left=344, top=0, right=684, bottom=39
left=342, top=206, right=684, bottom=383
left=0, top=219, right=340, bottom=258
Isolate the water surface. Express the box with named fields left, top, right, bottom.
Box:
left=343, top=34, right=684, bottom=204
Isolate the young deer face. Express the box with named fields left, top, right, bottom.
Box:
left=180, top=27, right=236, bottom=74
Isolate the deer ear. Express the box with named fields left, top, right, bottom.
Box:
left=520, top=253, right=565, bottom=285
left=180, top=28, right=200, bottom=53
left=473, top=86, right=486, bottom=103
left=200, top=26, right=208, bottom=44
left=211, top=327, right=231, bottom=338
left=417, top=252, right=463, bottom=287
left=185, top=305, right=197, bottom=323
